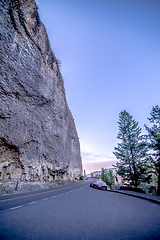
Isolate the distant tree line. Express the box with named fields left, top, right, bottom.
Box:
left=113, top=105, right=160, bottom=196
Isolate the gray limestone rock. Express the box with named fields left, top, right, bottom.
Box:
left=90, top=179, right=108, bottom=190
left=0, top=0, right=82, bottom=182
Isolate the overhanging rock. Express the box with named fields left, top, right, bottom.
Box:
left=0, top=0, right=82, bottom=182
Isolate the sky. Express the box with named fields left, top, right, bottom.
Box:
left=36, top=0, right=160, bottom=174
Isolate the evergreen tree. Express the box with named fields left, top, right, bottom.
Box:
left=104, top=170, right=115, bottom=188
left=145, top=105, right=160, bottom=195
left=101, top=168, right=115, bottom=188
left=107, top=170, right=115, bottom=187
left=101, top=168, right=106, bottom=182
left=113, top=110, right=151, bottom=187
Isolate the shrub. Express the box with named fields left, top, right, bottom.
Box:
left=79, top=176, right=84, bottom=181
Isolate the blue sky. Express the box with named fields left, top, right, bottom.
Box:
left=36, top=0, right=160, bottom=173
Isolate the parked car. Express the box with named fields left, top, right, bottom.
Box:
left=90, top=179, right=107, bottom=190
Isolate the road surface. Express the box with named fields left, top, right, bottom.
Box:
left=0, top=179, right=160, bottom=239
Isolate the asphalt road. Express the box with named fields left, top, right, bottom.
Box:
left=0, top=180, right=89, bottom=212
left=0, top=180, right=160, bottom=240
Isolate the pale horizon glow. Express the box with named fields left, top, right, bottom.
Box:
left=36, top=0, right=160, bottom=174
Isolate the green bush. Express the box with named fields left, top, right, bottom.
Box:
left=79, top=176, right=84, bottom=181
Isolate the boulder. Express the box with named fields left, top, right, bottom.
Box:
left=90, top=179, right=107, bottom=190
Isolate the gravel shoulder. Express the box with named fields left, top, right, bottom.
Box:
left=0, top=180, right=81, bottom=196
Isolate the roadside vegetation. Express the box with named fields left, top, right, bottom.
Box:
left=0, top=179, right=82, bottom=196
left=101, top=168, right=115, bottom=188
left=113, top=105, right=160, bottom=196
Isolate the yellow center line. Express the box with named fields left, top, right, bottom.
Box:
left=0, top=181, right=85, bottom=203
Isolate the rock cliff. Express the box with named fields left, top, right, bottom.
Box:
left=0, top=0, right=82, bottom=182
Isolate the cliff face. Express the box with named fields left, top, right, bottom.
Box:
left=0, top=0, right=82, bottom=182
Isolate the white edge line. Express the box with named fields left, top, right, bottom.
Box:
left=29, top=201, right=37, bottom=205
left=11, top=206, right=22, bottom=210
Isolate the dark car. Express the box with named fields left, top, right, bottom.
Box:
left=90, top=179, right=107, bottom=190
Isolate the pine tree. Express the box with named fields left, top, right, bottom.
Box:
left=101, top=168, right=115, bottom=188
left=145, top=105, right=160, bottom=195
left=101, top=168, right=106, bottom=182
left=104, top=170, right=115, bottom=188
left=113, top=110, right=151, bottom=187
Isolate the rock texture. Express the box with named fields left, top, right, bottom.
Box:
left=0, top=0, right=82, bottom=182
